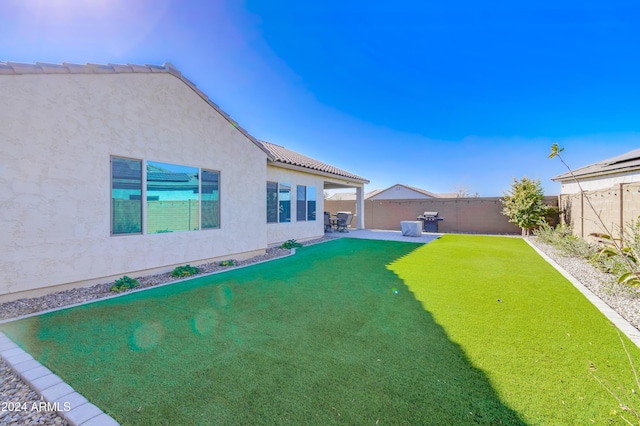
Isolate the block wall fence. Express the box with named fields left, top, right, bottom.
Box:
left=559, top=182, right=640, bottom=240
left=325, top=196, right=559, bottom=234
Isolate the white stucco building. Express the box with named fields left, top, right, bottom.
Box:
left=0, top=61, right=368, bottom=302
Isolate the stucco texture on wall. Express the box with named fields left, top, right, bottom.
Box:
left=266, top=166, right=325, bottom=245
left=0, top=72, right=267, bottom=300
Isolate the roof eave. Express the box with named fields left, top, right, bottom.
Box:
left=267, top=160, right=369, bottom=185
left=552, top=165, right=640, bottom=182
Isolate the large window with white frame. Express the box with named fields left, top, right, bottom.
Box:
left=110, top=156, right=220, bottom=235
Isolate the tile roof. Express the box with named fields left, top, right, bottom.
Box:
left=552, top=149, right=640, bottom=181
left=258, top=141, right=368, bottom=183
left=0, top=61, right=274, bottom=160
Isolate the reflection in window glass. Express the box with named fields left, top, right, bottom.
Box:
left=202, top=170, right=220, bottom=229
left=267, top=181, right=278, bottom=223
left=146, top=161, right=199, bottom=233
left=307, top=186, right=316, bottom=221
left=111, top=157, right=142, bottom=235
left=296, top=185, right=307, bottom=221
left=279, top=183, right=291, bottom=223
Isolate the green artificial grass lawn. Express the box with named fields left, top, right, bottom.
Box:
left=2, top=236, right=640, bottom=425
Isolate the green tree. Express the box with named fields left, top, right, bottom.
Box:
left=501, top=177, right=553, bottom=236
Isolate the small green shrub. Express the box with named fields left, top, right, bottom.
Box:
left=219, top=260, right=235, bottom=267
left=110, top=276, right=140, bottom=293
left=280, top=239, right=303, bottom=249
left=170, top=265, right=200, bottom=278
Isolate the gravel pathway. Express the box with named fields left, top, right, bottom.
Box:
left=1, top=234, right=639, bottom=425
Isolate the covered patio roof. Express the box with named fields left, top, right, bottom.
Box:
left=259, top=140, right=368, bottom=228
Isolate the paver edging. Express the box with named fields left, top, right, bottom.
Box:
left=0, top=331, right=120, bottom=425
left=525, top=239, right=640, bottom=349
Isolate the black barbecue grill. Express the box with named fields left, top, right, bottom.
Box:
left=417, top=211, right=444, bottom=232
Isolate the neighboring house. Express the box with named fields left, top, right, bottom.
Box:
left=0, top=61, right=368, bottom=302
left=552, top=149, right=640, bottom=193
left=551, top=149, right=640, bottom=238
left=327, top=184, right=454, bottom=201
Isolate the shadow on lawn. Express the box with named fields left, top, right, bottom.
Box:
left=1, top=238, right=527, bottom=425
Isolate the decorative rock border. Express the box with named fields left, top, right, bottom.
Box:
left=0, top=332, right=118, bottom=425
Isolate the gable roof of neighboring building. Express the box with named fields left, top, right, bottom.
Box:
left=327, top=184, right=454, bottom=201
left=259, top=140, right=369, bottom=183
left=367, top=184, right=440, bottom=199
left=552, top=149, right=640, bottom=182
left=0, top=61, right=275, bottom=160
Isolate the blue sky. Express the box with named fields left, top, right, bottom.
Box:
left=2, top=0, right=639, bottom=195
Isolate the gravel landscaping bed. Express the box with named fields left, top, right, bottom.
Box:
left=528, top=236, right=640, bottom=331
left=1, top=234, right=639, bottom=425
left=0, top=237, right=330, bottom=425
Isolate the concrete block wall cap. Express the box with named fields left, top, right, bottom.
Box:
left=4, top=351, right=33, bottom=365
left=41, top=382, right=75, bottom=402
left=64, top=402, right=103, bottom=426
left=31, top=373, right=63, bottom=391
left=81, top=413, right=120, bottom=426
left=12, top=358, right=41, bottom=374
left=20, top=365, right=53, bottom=382
left=0, top=340, right=18, bottom=352
left=0, top=347, right=23, bottom=358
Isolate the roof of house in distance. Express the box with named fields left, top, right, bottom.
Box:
left=327, top=184, right=459, bottom=200
left=552, top=149, right=640, bottom=181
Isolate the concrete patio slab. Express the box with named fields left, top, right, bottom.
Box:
left=325, top=228, right=442, bottom=244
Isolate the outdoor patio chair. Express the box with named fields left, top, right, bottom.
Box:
left=335, top=212, right=353, bottom=232
left=324, top=212, right=333, bottom=232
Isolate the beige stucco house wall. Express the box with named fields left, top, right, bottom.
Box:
left=0, top=62, right=368, bottom=303
left=0, top=64, right=271, bottom=302
left=265, top=166, right=325, bottom=245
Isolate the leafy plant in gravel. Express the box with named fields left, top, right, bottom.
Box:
left=280, top=239, right=303, bottom=249
left=110, top=276, right=139, bottom=293
left=533, top=223, right=597, bottom=259
left=219, top=259, right=235, bottom=267
left=170, top=265, right=200, bottom=278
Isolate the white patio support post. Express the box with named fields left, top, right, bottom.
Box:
left=356, top=186, right=365, bottom=229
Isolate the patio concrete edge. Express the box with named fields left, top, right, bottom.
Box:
left=0, top=331, right=120, bottom=425
left=525, top=239, right=640, bottom=349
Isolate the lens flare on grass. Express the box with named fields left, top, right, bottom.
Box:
left=192, top=309, right=218, bottom=336
left=130, top=322, right=164, bottom=351
left=392, top=287, right=399, bottom=294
